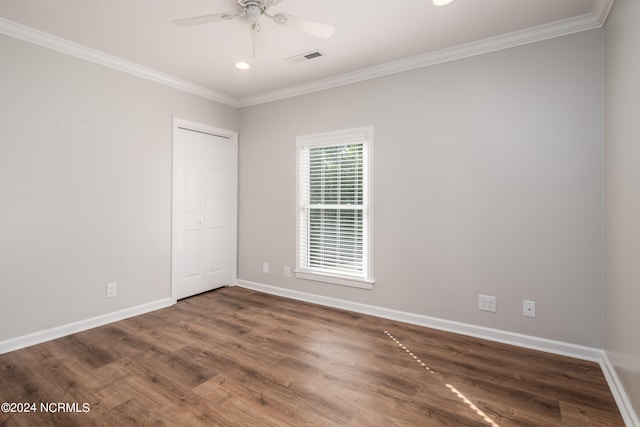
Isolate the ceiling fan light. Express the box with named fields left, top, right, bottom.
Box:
left=235, top=62, right=251, bottom=70
left=433, top=0, right=454, bottom=6
left=273, top=13, right=287, bottom=24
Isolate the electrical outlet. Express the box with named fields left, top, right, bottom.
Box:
left=263, top=262, right=269, bottom=274
left=106, top=282, right=117, bottom=298
left=523, top=300, right=536, bottom=317
left=478, top=295, right=496, bottom=312
left=284, top=266, right=291, bottom=277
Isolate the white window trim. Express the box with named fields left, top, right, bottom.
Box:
left=295, top=126, right=374, bottom=289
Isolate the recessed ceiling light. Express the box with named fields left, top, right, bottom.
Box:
left=235, top=62, right=250, bottom=70
left=433, top=0, right=454, bottom=5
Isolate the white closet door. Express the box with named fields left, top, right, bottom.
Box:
left=173, top=127, right=230, bottom=300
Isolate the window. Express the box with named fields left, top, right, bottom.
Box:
left=296, top=127, right=374, bottom=289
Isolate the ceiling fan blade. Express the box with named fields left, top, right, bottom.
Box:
left=272, top=13, right=335, bottom=39
left=173, top=13, right=235, bottom=27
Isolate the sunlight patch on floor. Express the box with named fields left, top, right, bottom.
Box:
left=384, top=330, right=500, bottom=427
left=446, top=384, right=500, bottom=427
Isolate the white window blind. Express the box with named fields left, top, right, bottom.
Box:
left=296, top=127, right=373, bottom=288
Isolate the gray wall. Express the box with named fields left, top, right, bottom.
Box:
left=0, top=25, right=608, bottom=352
left=604, top=0, right=640, bottom=417
left=0, top=34, right=239, bottom=341
left=239, top=30, right=604, bottom=348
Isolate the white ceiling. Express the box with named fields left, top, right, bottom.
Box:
left=0, top=0, right=613, bottom=107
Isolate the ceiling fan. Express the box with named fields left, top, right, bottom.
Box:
left=173, top=0, right=335, bottom=39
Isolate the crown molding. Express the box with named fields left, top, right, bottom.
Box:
left=238, top=1, right=613, bottom=107
left=0, top=17, right=240, bottom=107
left=1, top=0, right=615, bottom=109
left=593, top=0, right=616, bottom=26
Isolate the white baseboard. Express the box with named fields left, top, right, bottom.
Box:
left=0, top=298, right=174, bottom=355
left=235, top=279, right=601, bottom=360
left=235, top=279, right=638, bottom=426
left=2, top=282, right=636, bottom=426
left=600, top=352, right=640, bottom=427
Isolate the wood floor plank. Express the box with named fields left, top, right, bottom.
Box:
left=560, top=401, right=625, bottom=427
left=194, top=375, right=336, bottom=427
left=0, top=286, right=625, bottom=426
left=116, top=314, right=195, bottom=353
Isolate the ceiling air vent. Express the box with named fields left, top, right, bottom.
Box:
left=286, top=50, right=325, bottom=65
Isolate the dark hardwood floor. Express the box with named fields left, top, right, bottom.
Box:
left=0, top=286, right=624, bottom=426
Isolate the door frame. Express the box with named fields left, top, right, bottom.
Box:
left=171, top=117, right=238, bottom=303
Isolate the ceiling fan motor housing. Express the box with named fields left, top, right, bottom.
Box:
left=174, top=0, right=334, bottom=40
left=240, top=0, right=266, bottom=17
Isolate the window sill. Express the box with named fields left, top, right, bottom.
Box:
left=294, top=270, right=374, bottom=290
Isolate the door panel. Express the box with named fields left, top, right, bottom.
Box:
left=203, top=134, right=228, bottom=289
left=173, top=126, right=230, bottom=300
left=206, top=227, right=224, bottom=274
left=183, top=229, right=202, bottom=279
left=184, top=166, right=202, bottom=213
